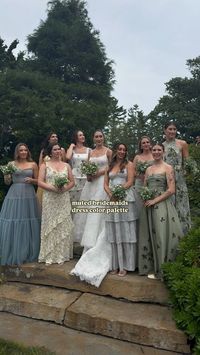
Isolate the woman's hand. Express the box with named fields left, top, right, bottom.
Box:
left=24, top=177, right=34, bottom=184
left=4, top=174, right=12, bottom=185
left=144, top=199, right=156, bottom=207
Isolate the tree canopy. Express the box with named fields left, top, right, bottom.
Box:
left=0, top=0, right=115, bottom=160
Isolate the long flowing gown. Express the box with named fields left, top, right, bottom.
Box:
left=71, top=152, right=111, bottom=287
left=38, top=163, right=73, bottom=264
left=105, top=169, right=138, bottom=271
left=0, top=168, right=40, bottom=265
left=163, top=140, right=191, bottom=234
left=69, top=148, right=89, bottom=203
left=138, top=173, right=183, bottom=277
left=72, top=153, right=108, bottom=246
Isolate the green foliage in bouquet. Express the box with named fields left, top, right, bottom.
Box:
left=136, top=161, right=151, bottom=174
left=54, top=175, right=69, bottom=188
left=81, top=161, right=98, bottom=176
left=140, top=186, right=155, bottom=201
left=111, top=184, right=127, bottom=201
left=162, top=227, right=200, bottom=353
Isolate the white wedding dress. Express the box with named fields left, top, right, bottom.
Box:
left=71, top=152, right=112, bottom=287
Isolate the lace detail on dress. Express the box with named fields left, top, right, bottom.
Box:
left=39, top=164, right=74, bottom=264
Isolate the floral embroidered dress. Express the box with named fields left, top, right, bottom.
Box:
left=163, top=140, right=191, bottom=234
left=39, top=163, right=73, bottom=264
left=138, top=173, right=183, bottom=277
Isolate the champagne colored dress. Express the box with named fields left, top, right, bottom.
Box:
left=39, top=163, right=73, bottom=264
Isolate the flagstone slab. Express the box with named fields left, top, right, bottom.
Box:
left=64, top=292, right=190, bottom=354
left=0, top=282, right=81, bottom=324
left=0, top=312, right=188, bottom=355
left=3, top=260, right=169, bottom=304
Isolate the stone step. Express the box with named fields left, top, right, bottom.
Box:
left=64, top=292, right=190, bottom=354
left=0, top=282, right=81, bottom=324
left=0, top=282, right=190, bottom=353
left=3, top=260, right=169, bottom=304
left=0, top=312, right=184, bottom=355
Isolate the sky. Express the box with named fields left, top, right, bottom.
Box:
left=0, top=0, right=200, bottom=114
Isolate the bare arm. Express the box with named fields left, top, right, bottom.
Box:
left=61, top=147, right=66, bottom=162
left=66, top=144, right=75, bottom=161
left=38, top=163, right=58, bottom=192
left=39, top=150, right=44, bottom=167
left=104, top=168, right=112, bottom=198
left=62, top=164, right=75, bottom=191
left=122, top=162, right=134, bottom=188
left=24, top=162, right=39, bottom=185
left=181, top=140, right=189, bottom=159
left=132, top=155, right=139, bottom=178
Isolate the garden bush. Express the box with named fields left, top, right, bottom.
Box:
left=162, top=227, right=200, bottom=354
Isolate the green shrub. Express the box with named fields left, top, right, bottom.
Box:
left=162, top=227, right=200, bottom=354
left=187, top=145, right=200, bottom=217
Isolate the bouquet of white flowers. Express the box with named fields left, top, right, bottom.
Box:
left=0, top=162, right=17, bottom=175
left=54, top=175, right=69, bottom=188
left=111, top=184, right=127, bottom=201
left=140, top=186, right=155, bottom=201
left=81, top=161, right=98, bottom=181
left=81, top=161, right=98, bottom=176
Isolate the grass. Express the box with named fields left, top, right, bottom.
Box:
left=0, top=338, right=55, bottom=355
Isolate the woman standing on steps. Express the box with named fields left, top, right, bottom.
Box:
left=138, top=143, right=183, bottom=279
left=37, top=132, right=66, bottom=206
left=163, top=121, right=191, bottom=235
left=70, top=130, right=112, bottom=287
left=72, top=129, right=112, bottom=247
left=66, top=130, right=90, bottom=205
left=0, top=143, right=40, bottom=265
left=133, top=136, right=153, bottom=194
left=38, top=143, right=74, bottom=265
left=104, top=143, right=138, bottom=277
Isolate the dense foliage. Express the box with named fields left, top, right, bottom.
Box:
left=0, top=0, right=115, bottom=162
left=162, top=226, right=200, bottom=354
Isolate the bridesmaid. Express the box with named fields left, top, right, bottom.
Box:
left=0, top=143, right=40, bottom=265
left=37, top=132, right=66, bottom=205
left=38, top=143, right=74, bottom=264
left=163, top=121, right=191, bottom=234
left=104, top=143, right=138, bottom=276
left=66, top=130, right=90, bottom=203
left=39, top=132, right=65, bottom=166
left=133, top=136, right=153, bottom=193
left=138, top=143, right=183, bottom=279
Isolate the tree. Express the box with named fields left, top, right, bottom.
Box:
left=26, top=0, right=114, bottom=138
left=0, top=0, right=115, bottom=160
left=125, top=105, right=148, bottom=157
left=104, top=97, right=126, bottom=147
left=148, top=56, right=200, bottom=142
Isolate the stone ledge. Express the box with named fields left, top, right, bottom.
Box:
left=64, top=292, right=190, bottom=354
left=0, top=312, right=188, bottom=355
left=3, top=260, right=169, bottom=305
left=0, top=282, right=81, bottom=324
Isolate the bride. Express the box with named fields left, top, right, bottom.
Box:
left=72, top=129, right=112, bottom=248
left=71, top=130, right=112, bottom=286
